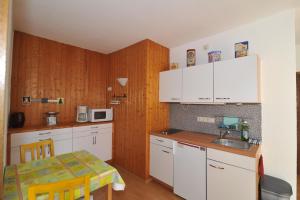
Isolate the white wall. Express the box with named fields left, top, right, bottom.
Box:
left=170, top=10, right=297, bottom=199
left=297, top=44, right=300, bottom=71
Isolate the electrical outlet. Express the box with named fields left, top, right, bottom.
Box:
left=206, top=117, right=215, bottom=124
left=197, top=116, right=215, bottom=123
left=197, top=117, right=206, bottom=122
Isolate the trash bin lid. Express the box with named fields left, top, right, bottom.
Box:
left=260, top=175, right=293, bottom=197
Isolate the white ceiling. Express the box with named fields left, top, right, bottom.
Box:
left=14, top=0, right=299, bottom=54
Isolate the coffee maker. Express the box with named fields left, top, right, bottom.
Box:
left=76, top=106, right=88, bottom=122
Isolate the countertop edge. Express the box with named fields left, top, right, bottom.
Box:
left=8, top=121, right=114, bottom=134
left=150, top=131, right=261, bottom=158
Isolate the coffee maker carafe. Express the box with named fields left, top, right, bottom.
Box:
left=76, top=106, right=88, bottom=122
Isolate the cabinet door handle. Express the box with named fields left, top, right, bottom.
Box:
left=38, top=132, right=51, bottom=135
left=90, top=131, right=98, bottom=134
left=161, top=150, right=170, bottom=154
left=209, top=164, right=224, bottom=170
left=39, top=138, right=51, bottom=141
left=171, top=97, right=180, bottom=100
left=90, top=126, right=99, bottom=129
left=216, top=98, right=230, bottom=100
left=198, top=97, right=210, bottom=100
left=95, top=136, right=97, bottom=144
left=156, top=139, right=164, bottom=142
left=92, top=136, right=95, bottom=145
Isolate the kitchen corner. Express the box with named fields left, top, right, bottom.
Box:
left=150, top=129, right=261, bottom=200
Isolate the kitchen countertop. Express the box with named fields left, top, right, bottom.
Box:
left=8, top=121, right=113, bottom=134
left=151, top=131, right=261, bottom=158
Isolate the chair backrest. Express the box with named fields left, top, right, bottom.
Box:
left=20, top=139, right=55, bottom=163
left=28, top=176, right=90, bottom=200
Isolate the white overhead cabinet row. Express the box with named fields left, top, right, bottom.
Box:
left=159, top=55, right=260, bottom=103
left=10, top=123, right=112, bottom=164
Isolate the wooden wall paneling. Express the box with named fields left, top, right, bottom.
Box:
left=108, top=40, right=169, bottom=179
left=108, top=41, right=148, bottom=178
left=11, top=32, right=40, bottom=126
left=86, top=50, right=107, bottom=108
left=144, top=40, right=169, bottom=178
left=10, top=32, right=108, bottom=127
left=38, top=37, right=63, bottom=125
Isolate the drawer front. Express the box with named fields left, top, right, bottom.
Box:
left=11, top=132, right=37, bottom=147
left=73, top=127, right=112, bottom=138
left=207, top=148, right=256, bottom=171
left=150, top=143, right=174, bottom=186
left=150, top=135, right=174, bottom=149
left=73, top=123, right=112, bottom=133
left=36, top=128, right=72, bottom=141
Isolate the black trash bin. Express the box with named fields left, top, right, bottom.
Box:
left=260, top=175, right=293, bottom=200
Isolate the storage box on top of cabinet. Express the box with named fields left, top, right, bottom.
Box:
left=159, top=55, right=260, bottom=103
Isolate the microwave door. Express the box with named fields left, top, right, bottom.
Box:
left=95, top=111, right=106, bottom=120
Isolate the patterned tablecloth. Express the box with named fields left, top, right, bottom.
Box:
left=4, top=150, right=125, bottom=200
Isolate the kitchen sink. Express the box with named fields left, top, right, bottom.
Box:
left=212, top=138, right=251, bottom=150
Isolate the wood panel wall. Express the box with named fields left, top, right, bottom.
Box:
left=10, top=32, right=108, bottom=127
left=107, top=40, right=169, bottom=179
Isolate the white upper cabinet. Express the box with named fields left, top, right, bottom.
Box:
left=159, top=69, right=182, bottom=102
left=159, top=56, right=260, bottom=103
left=214, top=55, right=260, bottom=103
left=182, top=63, right=214, bottom=103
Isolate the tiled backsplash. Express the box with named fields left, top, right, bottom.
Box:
left=170, top=103, right=262, bottom=139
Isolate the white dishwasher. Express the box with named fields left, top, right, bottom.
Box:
left=174, top=141, right=206, bottom=200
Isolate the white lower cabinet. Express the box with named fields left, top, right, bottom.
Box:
left=10, top=128, right=73, bottom=164
left=10, top=123, right=112, bottom=164
left=150, top=143, right=174, bottom=186
left=73, top=125, right=112, bottom=161
left=36, top=128, right=73, bottom=157
left=150, top=137, right=258, bottom=200
left=150, top=136, right=174, bottom=186
left=207, top=148, right=257, bottom=200
left=174, top=142, right=206, bottom=200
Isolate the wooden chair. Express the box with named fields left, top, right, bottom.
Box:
left=28, top=176, right=90, bottom=200
left=20, top=139, right=55, bottom=163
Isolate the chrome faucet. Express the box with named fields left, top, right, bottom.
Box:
left=219, top=130, right=230, bottom=139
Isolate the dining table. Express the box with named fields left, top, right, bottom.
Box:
left=3, top=150, right=125, bottom=200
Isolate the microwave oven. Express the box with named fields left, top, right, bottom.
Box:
left=88, top=108, right=113, bottom=122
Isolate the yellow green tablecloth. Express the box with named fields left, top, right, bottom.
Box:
left=4, top=150, right=125, bottom=200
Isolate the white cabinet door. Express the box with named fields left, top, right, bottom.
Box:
left=73, top=135, right=94, bottom=154
left=95, top=129, right=112, bottom=161
left=207, top=159, right=256, bottom=200
left=54, top=139, right=73, bottom=156
left=159, top=69, right=182, bottom=102
left=214, top=55, right=259, bottom=103
left=182, top=63, right=213, bottom=103
left=174, top=143, right=206, bottom=200
left=150, top=143, right=174, bottom=186
left=11, top=146, right=39, bottom=165
left=73, top=126, right=112, bottom=161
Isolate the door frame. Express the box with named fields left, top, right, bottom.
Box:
left=0, top=0, right=9, bottom=195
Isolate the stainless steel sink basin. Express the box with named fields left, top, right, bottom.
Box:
left=213, top=139, right=251, bottom=150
